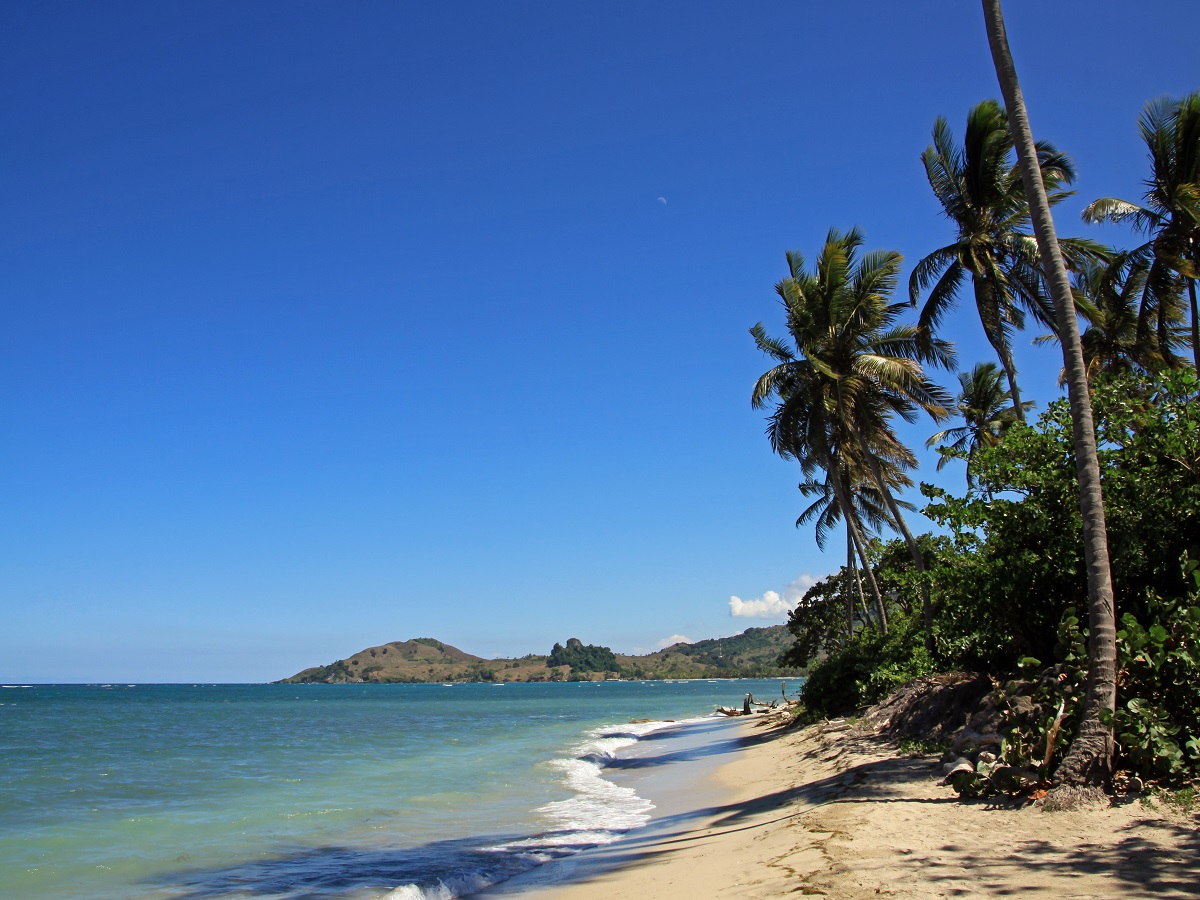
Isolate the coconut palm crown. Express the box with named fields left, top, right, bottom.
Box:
left=1035, top=254, right=1189, bottom=383
left=795, top=458, right=914, bottom=552
left=926, top=362, right=1031, bottom=485
left=1082, top=91, right=1200, bottom=371
left=910, top=99, right=1104, bottom=421
left=753, top=227, right=954, bottom=466
left=752, top=227, right=954, bottom=638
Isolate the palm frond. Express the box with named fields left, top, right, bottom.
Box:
left=1082, top=197, right=1161, bottom=232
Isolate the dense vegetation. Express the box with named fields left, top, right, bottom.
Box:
left=548, top=638, right=618, bottom=673
left=616, top=625, right=802, bottom=680
left=756, top=83, right=1200, bottom=792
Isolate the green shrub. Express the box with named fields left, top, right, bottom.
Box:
left=1109, top=553, right=1200, bottom=785
left=801, top=613, right=934, bottom=717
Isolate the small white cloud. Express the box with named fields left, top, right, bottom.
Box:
left=729, top=591, right=789, bottom=619
left=655, top=634, right=691, bottom=649
left=729, top=574, right=821, bottom=620
left=656, top=196, right=668, bottom=205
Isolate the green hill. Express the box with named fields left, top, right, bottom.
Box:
left=278, top=626, right=802, bottom=684
left=615, top=625, right=799, bottom=679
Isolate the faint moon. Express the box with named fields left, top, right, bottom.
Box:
left=656, top=196, right=668, bottom=205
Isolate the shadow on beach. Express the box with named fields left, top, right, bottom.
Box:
left=910, top=820, right=1200, bottom=898
left=515, top=725, right=1200, bottom=899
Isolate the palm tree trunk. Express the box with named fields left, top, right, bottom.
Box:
left=827, top=464, right=888, bottom=633
left=982, top=0, right=1117, bottom=787
left=846, top=530, right=871, bottom=632
left=854, top=431, right=935, bottom=653
left=848, top=515, right=887, bottom=633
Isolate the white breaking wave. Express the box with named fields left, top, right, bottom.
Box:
left=384, top=717, right=702, bottom=900
left=383, top=871, right=494, bottom=900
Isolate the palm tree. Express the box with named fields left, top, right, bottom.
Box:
left=796, top=457, right=914, bottom=635
left=752, top=227, right=953, bottom=645
left=1082, top=91, right=1200, bottom=371
left=1040, top=254, right=1189, bottom=382
left=796, top=465, right=908, bottom=554
left=982, top=0, right=1117, bottom=788
left=926, top=362, right=1031, bottom=485
left=910, top=99, right=1103, bottom=421
left=753, top=325, right=892, bottom=632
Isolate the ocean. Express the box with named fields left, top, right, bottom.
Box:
left=0, top=680, right=795, bottom=899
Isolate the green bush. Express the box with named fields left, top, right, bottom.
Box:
left=1109, top=553, right=1200, bottom=785
left=924, top=371, right=1200, bottom=671
left=800, top=612, right=934, bottom=717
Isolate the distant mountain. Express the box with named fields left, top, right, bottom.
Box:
left=277, top=626, right=802, bottom=684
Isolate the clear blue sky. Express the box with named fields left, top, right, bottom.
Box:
left=3, top=1, right=1197, bottom=682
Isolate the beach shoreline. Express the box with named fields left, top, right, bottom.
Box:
left=490, top=713, right=1200, bottom=899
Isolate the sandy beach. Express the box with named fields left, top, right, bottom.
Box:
left=494, top=714, right=1200, bottom=899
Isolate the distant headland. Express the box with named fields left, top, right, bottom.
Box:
left=277, top=626, right=803, bottom=683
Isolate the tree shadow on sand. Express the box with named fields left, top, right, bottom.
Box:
left=907, top=819, right=1200, bottom=898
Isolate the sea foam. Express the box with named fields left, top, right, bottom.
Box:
left=385, top=717, right=699, bottom=900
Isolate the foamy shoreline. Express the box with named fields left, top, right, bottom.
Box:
left=488, top=716, right=1200, bottom=899
left=385, top=712, right=749, bottom=900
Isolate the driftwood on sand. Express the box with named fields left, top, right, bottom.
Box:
left=716, top=687, right=801, bottom=717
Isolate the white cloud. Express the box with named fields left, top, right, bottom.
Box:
left=729, top=573, right=821, bottom=620
left=655, top=634, right=692, bottom=649
left=728, top=591, right=789, bottom=619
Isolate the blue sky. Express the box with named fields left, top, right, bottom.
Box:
left=3, top=1, right=1197, bottom=682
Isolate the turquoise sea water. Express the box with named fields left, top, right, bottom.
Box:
left=0, top=680, right=790, bottom=899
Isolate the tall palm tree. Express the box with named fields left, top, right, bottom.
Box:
left=910, top=99, right=1103, bottom=421
left=982, top=0, right=1117, bottom=788
left=753, top=325, right=891, bottom=632
left=1082, top=91, right=1200, bottom=371
left=752, top=227, right=953, bottom=645
left=926, top=362, right=1031, bottom=486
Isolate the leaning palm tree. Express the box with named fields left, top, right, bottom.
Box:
left=926, top=362, right=1031, bottom=486
left=753, top=227, right=953, bottom=645
left=1082, top=91, right=1200, bottom=371
left=982, top=0, right=1117, bottom=788
left=910, top=99, right=1103, bottom=421
left=754, top=333, right=891, bottom=631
